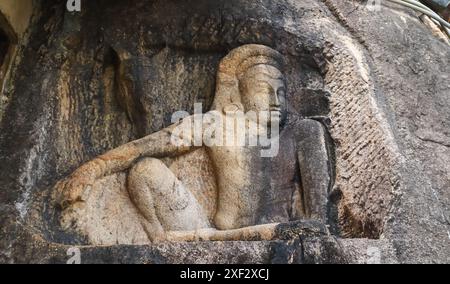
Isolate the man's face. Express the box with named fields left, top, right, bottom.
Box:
left=239, top=64, right=287, bottom=126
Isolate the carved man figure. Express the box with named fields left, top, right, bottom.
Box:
left=55, top=45, right=331, bottom=242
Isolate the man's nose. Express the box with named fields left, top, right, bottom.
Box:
left=271, top=91, right=280, bottom=106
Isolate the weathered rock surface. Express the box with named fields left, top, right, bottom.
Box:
left=0, top=0, right=448, bottom=264
left=0, top=0, right=33, bottom=38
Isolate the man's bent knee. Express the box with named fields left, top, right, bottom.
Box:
left=129, top=158, right=174, bottom=193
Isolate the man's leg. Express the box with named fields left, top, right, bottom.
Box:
left=128, top=158, right=210, bottom=241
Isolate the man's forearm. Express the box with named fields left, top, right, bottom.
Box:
left=83, top=123, right=196, bottom=180
left=96, top=143, right=142, bottom=177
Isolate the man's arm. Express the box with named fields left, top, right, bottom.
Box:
left=92, top=122, right=196, bottom=178
left=54, top=116, right=199, bottom=208
left=296, top=119, right=331, bottom=222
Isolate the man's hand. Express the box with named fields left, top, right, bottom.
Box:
left=53, top=162, right=100, bottom=209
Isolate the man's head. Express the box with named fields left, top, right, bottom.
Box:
left=213, top=44, right=287, bottom=126
left=238, top=64, right=286, bottom=126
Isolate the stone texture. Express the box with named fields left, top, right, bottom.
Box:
left=0, top=0, right=448, bottom=263
left=0, top=0, right=33, bottom=38
left=324, top=0, right=450, bottom=264
left=0, top=0, right=35, bottom=117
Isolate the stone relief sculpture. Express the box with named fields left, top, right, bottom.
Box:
left=54, top=44, right=332, bottom=243
left=1, top=0, right=447, bottom=264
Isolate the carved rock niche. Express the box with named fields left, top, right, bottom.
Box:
left=50, top=6, right=397, bottom=247
left=3, top=0, right=428, bottom=264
